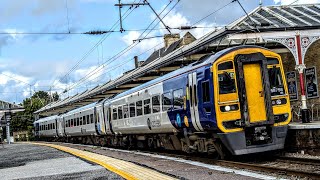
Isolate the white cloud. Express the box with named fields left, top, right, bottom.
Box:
left=0, top=71, right=31, bottom=86
left=274, top=0, right=320, bottom=4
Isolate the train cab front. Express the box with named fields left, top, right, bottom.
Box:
left=213, top=47, right=291, bottom=155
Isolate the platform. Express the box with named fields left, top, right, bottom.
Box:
left=27, top=142, right=176, bottom=180
left=0, top=143, right=121, bottom=180
left=289, top=121, right=320, bottom=129
left=286, top=121, right=320, bottom=154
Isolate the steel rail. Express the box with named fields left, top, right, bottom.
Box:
left=216, top=160, right=320, bottom=179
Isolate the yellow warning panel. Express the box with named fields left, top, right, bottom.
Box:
left=28, top=142, right=176, bottom=180
left=243, top=63, right=267, bottom=123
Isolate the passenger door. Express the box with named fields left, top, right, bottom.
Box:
left=188, top=72, right=204, bottom=131
left=235, top=53, right=274, bottom=125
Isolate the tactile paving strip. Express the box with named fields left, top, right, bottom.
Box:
left=28, top=142, right=177, bottom=180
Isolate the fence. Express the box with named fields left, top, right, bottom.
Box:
left=291, top=103, right=320, bottom=122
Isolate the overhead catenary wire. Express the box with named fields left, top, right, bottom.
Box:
left=62, top=0, right=179, bottom=93
left=60, top=0, right=234, bottom=96
left=48, top=0, right=141, bottom=91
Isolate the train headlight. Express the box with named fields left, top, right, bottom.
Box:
left=220, top=104, right=239, bottom=112
left=271, top=98, right=287, bottom=106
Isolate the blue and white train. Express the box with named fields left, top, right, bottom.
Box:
left=34, top=46, right=292, bottom=157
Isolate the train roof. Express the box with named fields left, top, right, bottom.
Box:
left=112, top=45, right=267, bottom=100
left=34, top=115, right=58, bottom=124
left=63, top=102, right=97, bottom=116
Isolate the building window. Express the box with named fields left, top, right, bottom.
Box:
left=129, top=103, right=135, bottom=117
left=136, top=100, right=143, bottom=116
left=118, top=106, right=123, bottom=119
left=152, top=95, right=160, bottom=113
left=112, top=108, right=117, bottom=120
left=202, top=81, right=210, bottom=103
left=162, top=92, right=172, bottom=111
left=123, top=104, right=129, bottom=118
left=144, top=99, right=151, bottom=115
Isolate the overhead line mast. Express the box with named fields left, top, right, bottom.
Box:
left=115, top=0, right=172, bottom=34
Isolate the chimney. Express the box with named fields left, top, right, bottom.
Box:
left=134, top=56, right=139, bottom=68
left=164, top=33, right=180, bottom=48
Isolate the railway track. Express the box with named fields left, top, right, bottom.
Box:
left=215, top=159, right=320, bottom=179
left=46, top=142, right=320, bottom=179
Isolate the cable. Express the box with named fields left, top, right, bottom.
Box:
left=48, top=0, right=140, bottom=91
left=0, top=73, right=31, bottom=86
left=62, top=0, right=178, bottom=93
left=192, top=0, right=236, bottom=26
left=65, top=0, right=71, bottom=33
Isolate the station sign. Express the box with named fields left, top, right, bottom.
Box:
left=305, top=66, right=319, bottom=99
left=286, top=71, right=298, bottom=101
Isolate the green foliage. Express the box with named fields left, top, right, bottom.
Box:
left=11, top=91, right=60, bottom=132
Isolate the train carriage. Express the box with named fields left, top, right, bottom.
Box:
left=34, top=45, right=291, bottom=157
left=63, top=103, right=97, bottom=137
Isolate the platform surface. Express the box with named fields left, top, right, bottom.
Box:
left=0, top=143, right=122, bottom=180
left=289, top=121, right=320, bottom=129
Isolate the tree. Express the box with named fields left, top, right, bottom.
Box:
left=11, top=90, right=59, bottom=134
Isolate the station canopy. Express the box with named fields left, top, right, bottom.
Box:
left=35, top=3, right=320, bottom=116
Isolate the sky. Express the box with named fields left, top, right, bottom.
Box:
left=0, top=0, right=319, bottom=104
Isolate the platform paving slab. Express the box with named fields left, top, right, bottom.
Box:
left=0, top=143, right=122, bottom=180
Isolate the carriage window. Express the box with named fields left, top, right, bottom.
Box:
left=144, top=99, right=151, bottom=115
left=123, top=104, right=129, bottom=118
left=53, top=123, right=55, bottom=129
left=112, top=108, right=117, bottom=120
left=136, top=100, right=143, bottom=116
left=152, top=95, right=160, bottom=113
left=83, top=116, right=86, bottom=125
left=218, top=72, right=236, bottom=94
left=86, top=115, right=89, bottom=124
left=162, top=92, right=172, bottom=111
left=218, top=61, right=233, bottom=70
left=71, top=119, right=73, bottom=127
left=202, top=81, right=210, bottom=103
left=77, top=118, right=80, bottom=126
left=268, top=66, right=284, bottom=96
left=173, top=89, right=184, bottom=109
left=90, top=114, right=94, bottom=123
left=80, top=117, right=83, bottom=126
left=130, top=103, right=136, bottom=117
left=118, top=106, right=123, bottom=119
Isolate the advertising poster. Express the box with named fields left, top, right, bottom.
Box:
left=305, top=66, right=319, bottom=99
left=286, top=71, right=298, bottom=101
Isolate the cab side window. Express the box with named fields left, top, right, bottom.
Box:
left=218, top=61, right=236, bottom=94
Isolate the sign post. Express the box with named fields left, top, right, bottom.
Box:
left=5, top=111, right=11, bottom=144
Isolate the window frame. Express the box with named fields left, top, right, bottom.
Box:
left=162, top=92, right=172, bottom=111
left=152, top=95, right=161, bottom=113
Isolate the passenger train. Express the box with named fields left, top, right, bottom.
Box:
left=34, top=46, right=291, bottom=157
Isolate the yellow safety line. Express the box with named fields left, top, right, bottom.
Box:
left=26, top=142, right=176, bottom=180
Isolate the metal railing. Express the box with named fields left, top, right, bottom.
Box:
left=311, top=103, right=320, bottom=121
left=291, top=104, right=302, bottom=122
left=291, top=103, right=320, bottom=122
